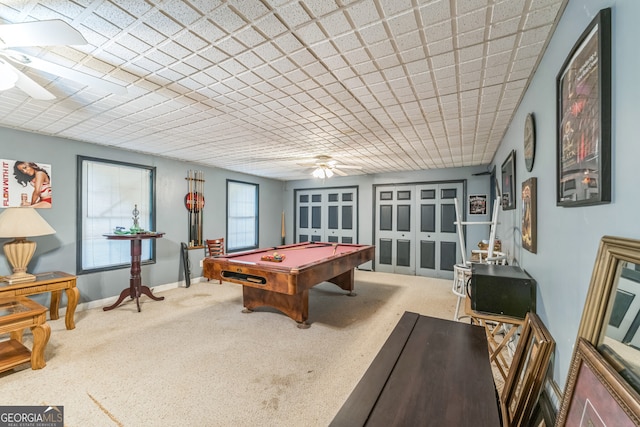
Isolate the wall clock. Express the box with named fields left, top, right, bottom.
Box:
left=524, top=113, right=536, bottom=172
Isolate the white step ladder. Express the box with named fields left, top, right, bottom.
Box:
left=454, top=197, right=500, bottom=265
left=451, top=197, right=500, bottom=320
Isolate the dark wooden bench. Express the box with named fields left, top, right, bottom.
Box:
left=330, top=311, right=501, bottom=426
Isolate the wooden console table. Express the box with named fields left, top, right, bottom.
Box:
left=103, top=233, right=165, bottom=312
left=331, top=312, right=500, bottom=426
left=0, top=271, right=78, bottom=330
left=0, top=296, right=51, bottom=373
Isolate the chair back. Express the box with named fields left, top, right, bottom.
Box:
left=206, top=238, right=225, bottom=257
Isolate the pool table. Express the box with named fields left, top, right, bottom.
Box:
left=202, top=242, right=375, bottom=327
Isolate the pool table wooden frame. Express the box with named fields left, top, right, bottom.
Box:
left=202, top=242, right=374, bottom=327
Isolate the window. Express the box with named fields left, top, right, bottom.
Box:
left=77, top=156, right=156, bottom=273
left=227, top=180, right=258, bottom=252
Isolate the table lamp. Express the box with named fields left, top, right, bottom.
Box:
left=0, top=207, right=56, bottom=284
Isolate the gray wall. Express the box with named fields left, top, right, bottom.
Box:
left=0, top=127, right=285, bottom=303
left=489, top=0, right=640, bottom=393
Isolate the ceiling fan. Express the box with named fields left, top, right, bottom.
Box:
left=298, top=155, right=363, bottom=178
left=0, top=19, right=127, bottom=100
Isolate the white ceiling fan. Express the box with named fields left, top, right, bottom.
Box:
left=0, top=19, right=127, bottom=100
left=298, top=155, right=363, bottom=178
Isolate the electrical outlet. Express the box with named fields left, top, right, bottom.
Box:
left=199, top=259, right=203, bottom=267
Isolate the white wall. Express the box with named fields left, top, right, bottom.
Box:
left=492, top=0, right=640, bottom=392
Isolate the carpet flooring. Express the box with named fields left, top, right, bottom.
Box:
left=1, top=270, right=461, bottom=426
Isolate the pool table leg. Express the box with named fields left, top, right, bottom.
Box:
left=242, top=286, right=310, bottom=328
left=327, top=270, right=357, bottom=297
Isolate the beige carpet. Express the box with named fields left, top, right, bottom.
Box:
left=1, top=270, right=459, bottom=427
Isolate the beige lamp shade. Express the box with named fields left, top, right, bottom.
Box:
left=0, top=207, right=56, bottom=284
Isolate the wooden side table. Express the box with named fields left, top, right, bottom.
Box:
left=0, top=271, right=78, bottom=330
left=0, top=296, right=51, bottom=373
left=102, top=233, right=165, bottom=312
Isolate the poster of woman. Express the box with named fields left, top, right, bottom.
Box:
left=1, top=159, right=52, bottom=208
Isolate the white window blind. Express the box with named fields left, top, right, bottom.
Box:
left=227, top=180, right=258, bottom=251
left=78, top=157, right=155, bottom=272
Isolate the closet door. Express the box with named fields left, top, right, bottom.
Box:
left=415, top=182, right=463, bottom=278
left=297, top=191, right=324, bottom=242
left=375, top=181, right=464, bottom=278
left=375, top=185, right=415, bottom=275
left=325, top=189, right=356, bottom=243
left=295, top=187, right=358, bottom=244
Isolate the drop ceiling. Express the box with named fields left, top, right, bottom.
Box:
left=0, top=0, right=567, bottom=181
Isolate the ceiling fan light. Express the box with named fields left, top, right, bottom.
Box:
left=325, top=168, right=334, bottom=178
left=312, top=167, right=324, bottom=178
left=0, top=61, right=18, bottom=91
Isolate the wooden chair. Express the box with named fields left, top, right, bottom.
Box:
left=205, top=238, right=224, bottom=283
left=499, top=312, right=555, bottom=427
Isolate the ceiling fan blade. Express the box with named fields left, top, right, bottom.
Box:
left=4, top=50, right=127, bottom=95
left=332, top=168, right=348, bottom=177
left=0, top=20, right=87, bottom=48
left=2, top=59, right=54, bottom=100
left=333, top=164, right=362, bottom=170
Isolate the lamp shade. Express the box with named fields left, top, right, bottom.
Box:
left=0, top=207, right=56, bottom=238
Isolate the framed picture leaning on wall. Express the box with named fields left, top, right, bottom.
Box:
left=556, top=338, right=640, bottom=426
left=556, top=7, right=611, bottom=207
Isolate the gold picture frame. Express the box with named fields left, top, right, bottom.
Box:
left=521, top=177, right=537, bottom=253
left=500, top=312, right=555, bottom=426
left=556, top=338, right=640, bottom=425
left=567, top=236, right=640, bottom=416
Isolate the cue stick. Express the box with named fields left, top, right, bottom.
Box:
left=197, top=170, right=203, bottom=245
left=281, top=211, right=285, bottom=245
left=277, top=243, right=334, bottom=251
left=188, top=170, right=193, bottom=245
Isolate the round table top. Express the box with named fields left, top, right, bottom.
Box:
left=103, top=232, right=165, bottom=240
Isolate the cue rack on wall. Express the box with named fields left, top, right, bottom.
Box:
left=182, top=170, right=205, bottom=288
left=185, top=170, right=205, bottom=247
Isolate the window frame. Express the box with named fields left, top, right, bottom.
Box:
left=226, top=179, right=259, bottom=252
left=76, top=156, right=157, bottom=274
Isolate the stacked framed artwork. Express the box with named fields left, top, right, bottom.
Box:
left=556, top=236, right=640, bottom=425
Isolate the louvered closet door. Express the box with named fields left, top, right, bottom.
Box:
left=415, top=183, right=463, bottom=279
left=375, top=185, right=415, bottom=275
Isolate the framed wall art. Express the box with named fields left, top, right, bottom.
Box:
left=501, top=150, right=516, bottom=210
left=1, top=158, right=52, bottom=208
left=556, top=7, right=611, bottom=207
left=469, top=194, right=487, bottom=215
left=521, top=178, right=537, bottom=253
left=556, top=338, right=640, bottom=426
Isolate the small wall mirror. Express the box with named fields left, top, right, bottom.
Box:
left=577, top=237, right=640, bottom=396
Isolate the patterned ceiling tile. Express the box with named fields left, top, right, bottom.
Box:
left=0, top=0, right=567, bottom=180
